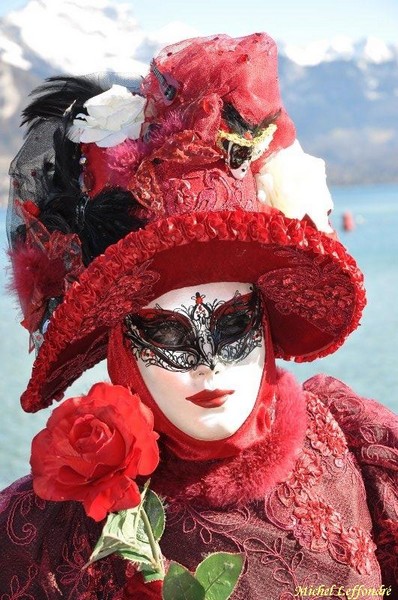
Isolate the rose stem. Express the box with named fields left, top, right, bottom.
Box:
left=141, top=508, right=165, bottom=576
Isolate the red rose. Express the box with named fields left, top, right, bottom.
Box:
left=30, top=382, right=159, bottom=521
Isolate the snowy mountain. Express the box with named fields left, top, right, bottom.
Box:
left=0, top=0, right=199, bottom=201
left=278, top=51, right=398, bottom=184
left=280, top=36, right=398, bottom=67
left=0, top=0, right=397, bottom=203
left=0, top=0, right=201, bottom=77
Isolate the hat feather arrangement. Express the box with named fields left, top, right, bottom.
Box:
left=18, top=76, right=148, bottom=264
left=9, top=76, right=149, bottom=348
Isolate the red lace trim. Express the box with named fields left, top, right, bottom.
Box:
left=21, top=210, right=365, bottom=412
left=258, top=248, right=357, bottom=337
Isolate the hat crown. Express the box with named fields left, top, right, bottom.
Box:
left=78, top=33, right=295, bottom=218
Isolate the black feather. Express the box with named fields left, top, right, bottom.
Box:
left=33, top=122, right=147, bottom=265
left=18, top=75, right=148, bottom=265
left=222, top=102, right=281, bottom=136
left=38, top=182, right=148, bottom=266
left=78, top=188, right=148, bottom=264
left=257, top=109, right=281, bottom=132
left=21, top=76, right=108, bottom=132
left=222, top=102, right=253, bottom=136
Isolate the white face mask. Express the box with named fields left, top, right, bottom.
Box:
left=125, top=282, right=265, bottom=441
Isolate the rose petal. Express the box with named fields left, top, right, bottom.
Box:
left=103, top=106, right=134, bottom=130
left=45, top=397, right=80, bottom=431
left=30, top=429, right=53, bottom=475
left=85, top=84, right=132, bottom=109
left=69, top=415, right=113, bottom=453
left=137, top=436, right=160, bottom=476
left=110, top=479, right=142, bottom=513
left=83, top=477, right=140, bottom=521
left=79, top=127, right=114, bottom=144
left=55, top=453, right=99, bottom=479
left=255, top=139, right=334, bottom=233
left=89, top=427, right=126, bottom=467
left=95, top=130, right=129, bottom=148
left=126, top=120, right=143, bottom=140
left=67, top=85, right=146, bottom=147
left=32, top=474, right=75, bottom=503
left=56, top=464, right=88, bottom=486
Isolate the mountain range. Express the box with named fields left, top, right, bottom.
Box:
left=1, top=0, right=397, bottom=205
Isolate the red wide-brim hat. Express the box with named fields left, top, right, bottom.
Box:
left=20, top=207, right=365, bottom=413
left=7, top=33, right=366, bottom=413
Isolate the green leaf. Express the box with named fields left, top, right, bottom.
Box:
left=143, top=489, right=165, bottom=541
left=119, top=480, right=151, bottom=541
left=85, top=512, right=127, bottom=567
left=84, top=540, right=125, bottom=566
left=162, top=562, right=205, bottom=600
left=86, top=531, right=155, bottom=569
left=85, top=481, right=166, bottom=572
left=117, top=545, right=157, bottom=565
left=195, top=552, right=244, bottom=600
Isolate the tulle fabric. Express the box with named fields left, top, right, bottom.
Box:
left=141, top=33, right=296, bottom=166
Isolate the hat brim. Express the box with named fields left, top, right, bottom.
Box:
left=22, top=208, right=366, bottom=412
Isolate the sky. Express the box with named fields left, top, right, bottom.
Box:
left=0, top=0, right=398, bottom=45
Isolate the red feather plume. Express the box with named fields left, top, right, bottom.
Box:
left=9, top=244, right=66, bottom=332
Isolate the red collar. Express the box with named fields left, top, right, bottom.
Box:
left=150, top=369, right=307, bottom=508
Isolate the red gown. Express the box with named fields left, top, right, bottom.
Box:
left=0, top=372, right=397, bottom=599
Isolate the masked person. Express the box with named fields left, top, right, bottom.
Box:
left=1, top=33, right=397, bottom=599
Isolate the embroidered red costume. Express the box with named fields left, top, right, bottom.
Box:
left=1, top=373, right=397, bottom=598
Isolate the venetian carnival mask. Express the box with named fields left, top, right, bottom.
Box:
left=124, top=282, right=265, bottom=441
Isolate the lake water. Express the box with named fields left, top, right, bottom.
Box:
left=0, top=183, right=397, bottom=489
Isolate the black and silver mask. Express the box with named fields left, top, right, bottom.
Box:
left=124, top=288, right=263, bottom=372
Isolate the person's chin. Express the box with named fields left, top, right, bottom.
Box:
left=193, top=420, right=239, bottom=440
left=195, top=404, right=242, bottom=434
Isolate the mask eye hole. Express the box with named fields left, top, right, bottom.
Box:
left=211, top=292, right=261, bottom=346
left=216, top=312, right=251, bottom=340
left=145, top=320, right=192, bottom=348
left=125, top=310, right=195, bottom=349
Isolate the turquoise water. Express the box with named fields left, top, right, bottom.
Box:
left=0, top=183, right=397, bottom=489
left=285, top=184, right=398, bottom=401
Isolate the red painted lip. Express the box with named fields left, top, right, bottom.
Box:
left=185, top=389, right=235, bottom=408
